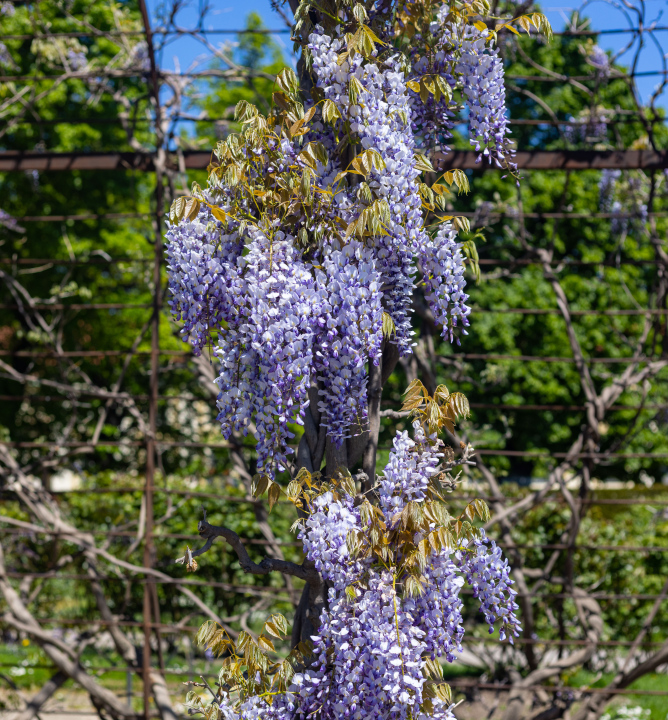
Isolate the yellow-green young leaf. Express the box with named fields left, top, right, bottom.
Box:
left=362, top=24, right=386, bottom=46
left=453, top=216, right=471, bottom=233
left=286, top=480, right=302, bottom=500
left=518, top=15, right=532, bottom=34
left=414, top=151, right=434, bottom=173
left=382, top=311, right=396, bottom=339
left=295, top=466, right=312, bottom=486
left=357, top=182, right=373, bottom=204
left=183, top=196, right=200, bottom=222
left=322, top=98, right=339, bottom=123
left=346, top=529, right=360, bottom=556
left=169, top=196, right=186, bottom=225
left=449, top=391, right=470, bottom=418
left=423, top=76, right=436, bottom=95
left=333, top=170, right=348, bottom=186
left=236, top=630, right=253, bottom=652
left=435, top=75, right=452, bottom=101
left=434, top=682, right=452, bottom=703
left=266, top=612, right=288, bottom=635
left=474, top=498, right=490, bottom=522
left=406, top=79, right=421, bottom=93
left=452, top=169, right=470, bottom=194
left=359, top=29, right=374, bottom=56
left=473, top=20, right=487, bottom=32
left=298, top=227, right=309, bottom=246
left=252, top=473, right=270, bottom=498
left=424, top=657, right=444, bottom=680
left=303, top=104, right=317, bottom=124
left=345, top=585, right=357, bottom=602
left=257, top=634, right=275, bottom=652
left=267, top=481, right=281, bottom=511
left=352, top=4, right=368, bottom=23
left=277, top=67, right=299, bottom=95
left=209, top=205, right=226, bottom=223
left=403, top=575, right=425, bottom=598
left=235, top=99, right=258, bottom=122
left=195, top=620, right=214, bottom=646
left=289, top=116, right=305, bottom=137
left=263, top=621, right=282, bottom=639
left=337, top=49, right=350, bottom=66
left=419, top=79, right=429, bottom=103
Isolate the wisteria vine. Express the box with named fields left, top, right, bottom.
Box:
left=167, top=0, right=548, bottom=718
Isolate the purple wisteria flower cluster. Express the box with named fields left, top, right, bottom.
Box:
left=407, top=10, right=515, bottom=166
left=164, top=2, right=509, bottom=472
left=206, top=423, right=521, bottom=720
left=315, top=241, right=383, bottom=444
left=588, top=44, right=611, bottom=79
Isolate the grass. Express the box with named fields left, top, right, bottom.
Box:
left=566, top=670, right=668, bottom=720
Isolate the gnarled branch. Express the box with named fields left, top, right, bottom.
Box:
left=175, top=519, right=320, bottom=583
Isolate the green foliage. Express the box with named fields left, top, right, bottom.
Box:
left=192, top=13, right=287, bottom=145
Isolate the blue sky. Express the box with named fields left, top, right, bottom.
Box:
left=147, top=0, right=667, bottom=110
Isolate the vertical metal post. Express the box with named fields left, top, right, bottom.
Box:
left=138, top=0, right=164, bottom=717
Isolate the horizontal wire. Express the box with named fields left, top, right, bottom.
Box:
left=449, top=682, right=668, bottom=696
left=440, top=353, right=668, bottom=364
left=2, top=394, right=665, bottom=414
left=1, top=349, right=665, bottom=363
left=0, top=573, right=656, bottom=596
left=4, top=486, right=667, bottom=506
left=1, top=214, right=148, bottom=223
left=0, top=303, right=153, bottom=311
left=3, top=570, right=293, bottom=594
left=2, top=68, right=667, bottom=83
left=5, top=211, right=668, bottom=225
left=3, top=149, right=668, bottom=172
left=0, top=519, right=668, bottom=556
left=5, top=114, right=665, bottom=128
left=2, top=25, right=668, bottom=40
left=1, top=308, right=666, bottom=322
left=0, top=256, right=662, bottom=269
left=1, top=617, right=664, bottom=653
left=1, top=439, right=666, bottom=458
left=1, top=535, right=664, bottom=554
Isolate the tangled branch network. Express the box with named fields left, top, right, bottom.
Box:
left=165, top=0, right=545, bottom=717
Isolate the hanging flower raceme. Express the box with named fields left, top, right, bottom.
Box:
left=455, top=24, right=515, bottom=168
left=214, top=227, right=320, bottom=475
left=417, top=221, right=471, bottom=343
left=165, top=198, right=243, bottom=356
left=315, top=241, right=384, bottom=445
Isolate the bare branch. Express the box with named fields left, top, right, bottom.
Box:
left=175, top=519, right=320, bottom=583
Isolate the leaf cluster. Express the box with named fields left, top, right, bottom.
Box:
left=402, top=378, right=470, bottom=435
left=189, top=616, right=312, bottom=716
